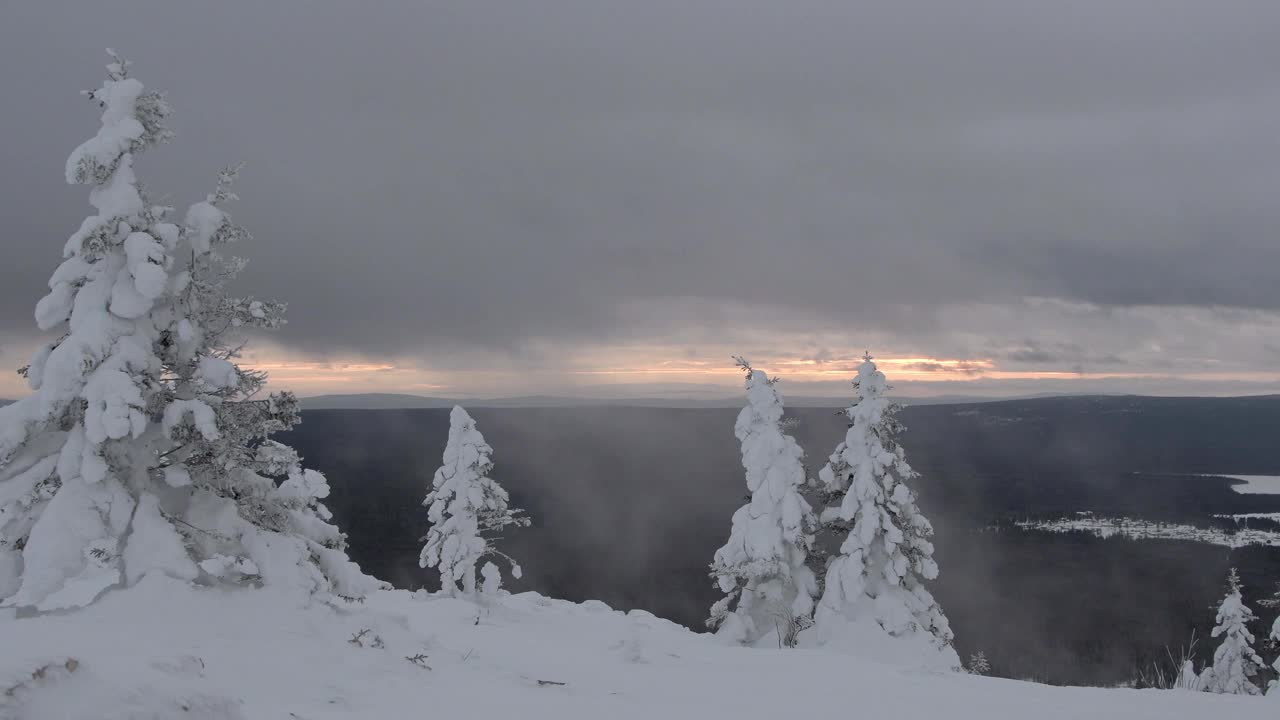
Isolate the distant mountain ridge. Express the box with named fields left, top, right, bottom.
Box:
left=298, top=391, right=1040, bottom=410
left=9, top=392, right=1277, bottom=411
left=0, top=392, right=1051, bottom=412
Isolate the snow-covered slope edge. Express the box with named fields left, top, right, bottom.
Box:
left=0, top=578, right=1258, bottom=719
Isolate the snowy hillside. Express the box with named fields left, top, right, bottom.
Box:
left=2, top=50, right=1277, bottom=720
left=0, top=577, right=1260, bottom=719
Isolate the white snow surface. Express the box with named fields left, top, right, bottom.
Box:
left=0, top=576, right=1262, bottom=719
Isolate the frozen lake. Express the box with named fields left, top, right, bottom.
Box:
left=1219, top=475, right=1280, bottom=494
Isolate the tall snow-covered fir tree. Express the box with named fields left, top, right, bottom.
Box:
left=806, top=353, right=956, bottom=665
left=420, top=406, right=528, bottom=596
left=708, top=357, right=817, bottom=646
left=0, top=53, right=380, bottom=611
left=1200, top=568, right=1264, bottom=695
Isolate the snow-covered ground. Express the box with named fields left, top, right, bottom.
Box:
left=1216, top=512, right=1280, bottom=522
left=1008, top=515, right=1280, bottom=548
left=0, top=576, right=1261, bottom=719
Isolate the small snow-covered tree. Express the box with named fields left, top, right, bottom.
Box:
left=1200, top=568, right=1264, bottom=695
left=0, top=53, right=380, bottom=610
left=808, top=353, right=955, bottom=663
left=708, top=357, right=817, bottom=646
left=420, top=406, right=528, bottom=596
left=1179, top=659, right=1203, bottom=691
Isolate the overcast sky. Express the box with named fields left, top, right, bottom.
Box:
left=3, top=1, right=1280, bottom=399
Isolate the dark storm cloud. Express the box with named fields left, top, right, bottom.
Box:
left=3, top=0, right=1280, bottom=358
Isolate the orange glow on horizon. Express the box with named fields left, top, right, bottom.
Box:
left=4, top=345, right=1269, bottom=400
left=226, top=351, right=1280, bottom=397
left=567, top=355, right=1009, bottom=382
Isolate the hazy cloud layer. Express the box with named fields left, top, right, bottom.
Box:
left=3, top=1, right=1279, bottom=394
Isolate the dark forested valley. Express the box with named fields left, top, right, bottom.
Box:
left=278, top=395, right=1280, bottom=686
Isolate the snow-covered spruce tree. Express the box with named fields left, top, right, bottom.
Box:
left=806, top=352, right=957, bottom=666
left=1270, top=613, right=1280, bottom=697
left=1257, top=582, right=1280, bottom=697
left=1200, top=568, right=1264, bottom=695
left=420, top=406, right=528, bottom=596
left=708, top=357, right=817, bottom=646
left=0, top=54, right=380, bottom=610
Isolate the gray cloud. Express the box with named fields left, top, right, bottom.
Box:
left=3, top=0, right=1280, bottom=380
left=902, top=362, right=985, bottom=376
left=1002, top=341, right=1128, bottom=368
